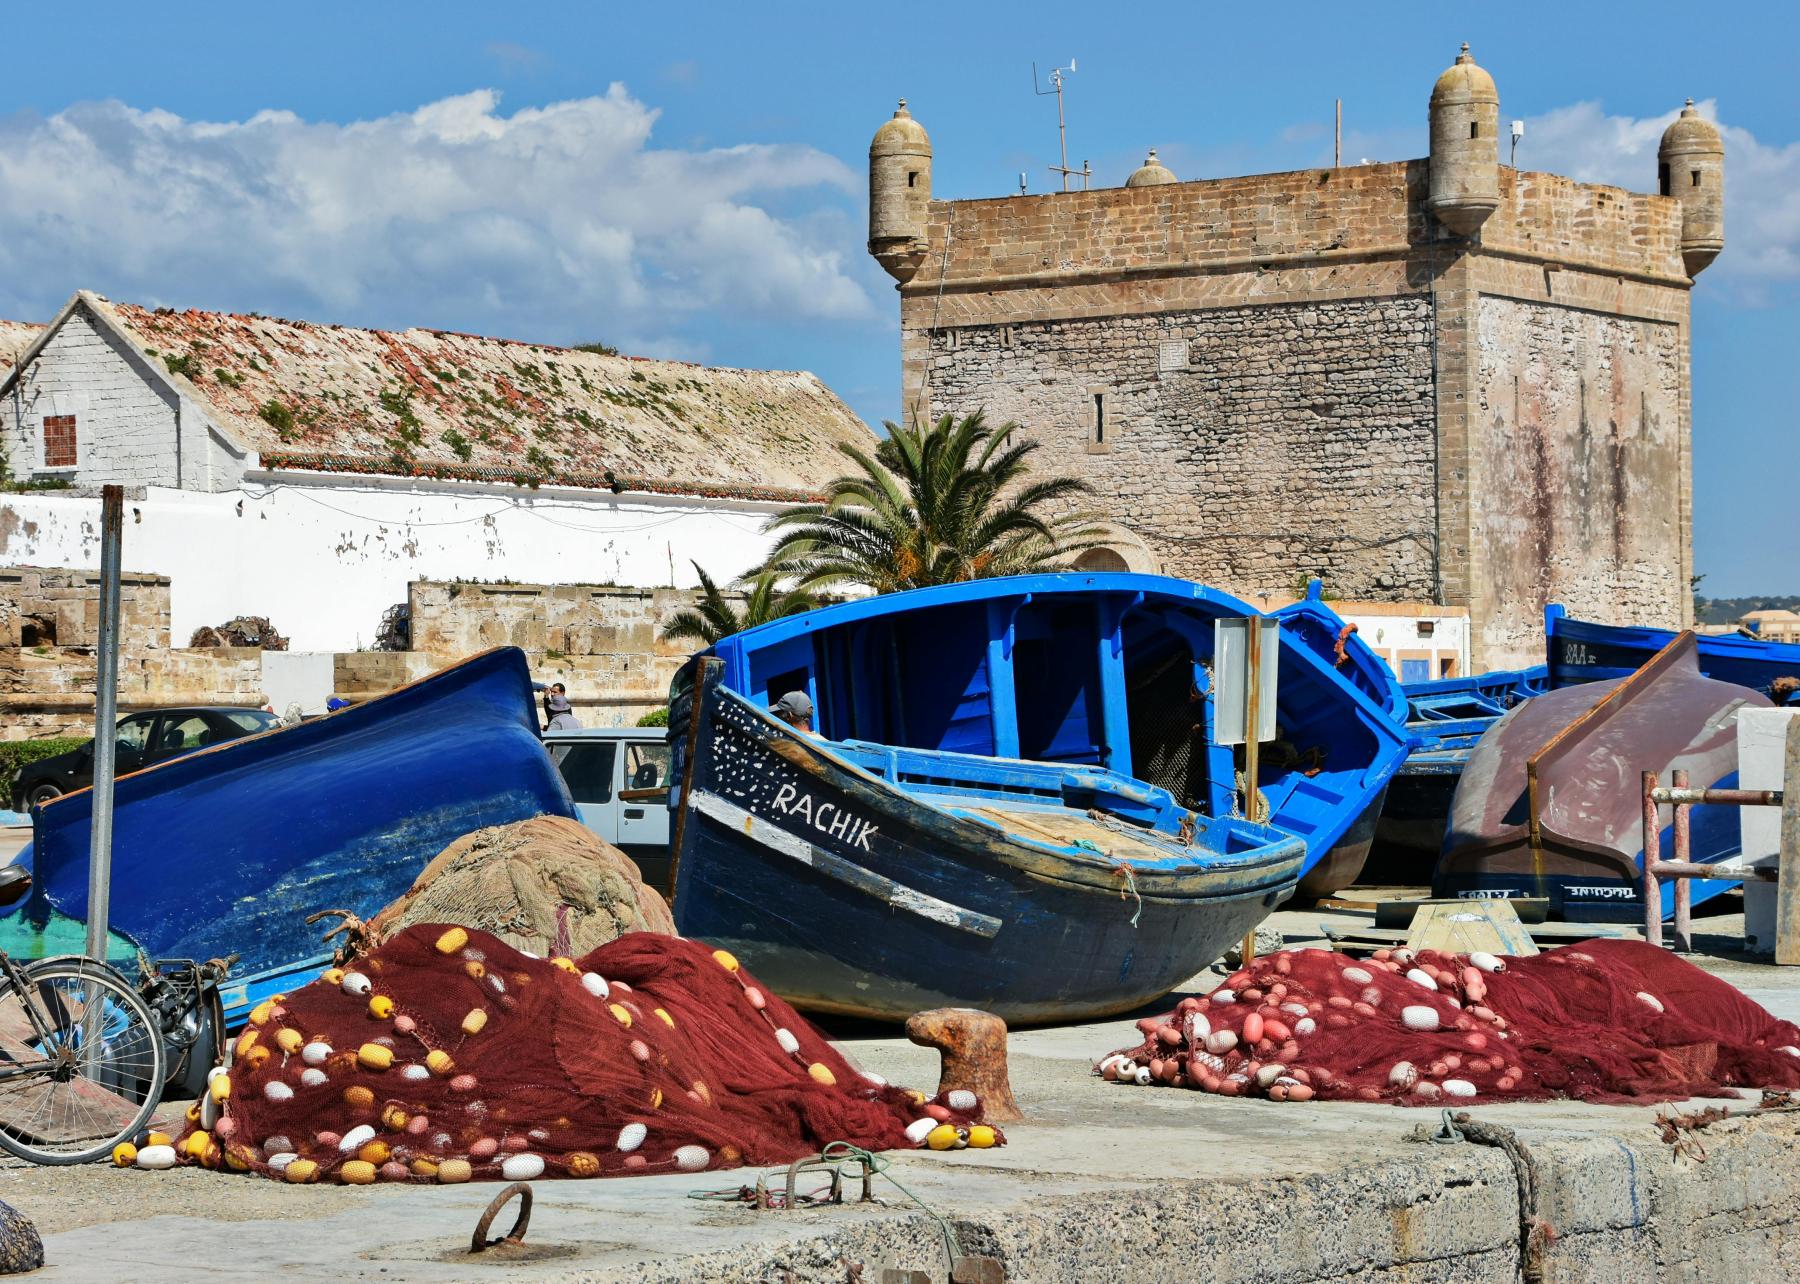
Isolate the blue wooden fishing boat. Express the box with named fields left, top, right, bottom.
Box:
left=1432, top=633, right=1769, bottom=920
left=1547, top=604, right=1800, bottom=703
left=2, top=648, right=575, bottom=1023
left=665, top=573, right=1408, bottom=1022
left=1404, top=665, right=1552, bottom=731
left=1269, top=580, right=1410, bottom=726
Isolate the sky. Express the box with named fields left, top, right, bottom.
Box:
left=0, top=2, right=1792, bottom=595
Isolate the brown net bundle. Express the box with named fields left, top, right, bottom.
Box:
left=366, top=816, right=676, bottom=956
left=1099, top=939, right=1800, bottom=1106
left=171, top=926, right=1000, bottom=1182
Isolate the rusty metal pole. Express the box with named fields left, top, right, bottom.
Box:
left=1671, top=769, right=1692, bottom=952
left=85, top=485, right=124, bottom=966
left=1643, top=771, right=1663, bottom=950
left=1778, top=718, right=1800, bottom=966
left=1240, top=618, right=1265, bottom=965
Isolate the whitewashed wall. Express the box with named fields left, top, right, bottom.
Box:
left=1335, top=608, right=1473, bottom=683
left=261, top=651, right=338, bottom=715
left=0, top=473, right=785, bottom=652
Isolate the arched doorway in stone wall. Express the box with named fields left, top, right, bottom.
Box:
left=1072, top=547, right=1131, bottom=573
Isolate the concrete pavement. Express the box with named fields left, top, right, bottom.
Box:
left=10, top=904, right=1800, bottom=1282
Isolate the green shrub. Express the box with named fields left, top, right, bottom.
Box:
left=259, top=399, right=296, bottom=435
left=634, top=707, right=669, bottom=728
left=0, top=737, right=85, bottom=784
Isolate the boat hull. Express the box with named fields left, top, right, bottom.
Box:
left=9, top=648, right=575, bottom=1022
left=670, top=663, right=1302, bottom=1023
left=1548, top=606, right=1800, bottom=702
left=1432, top=635, right=1768, bottom=922
left=1375, top=669, right=1552, bottom=878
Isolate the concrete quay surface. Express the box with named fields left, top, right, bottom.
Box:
left=8, top=907, right=1800, bottom=1283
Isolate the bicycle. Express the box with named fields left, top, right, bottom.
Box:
left=0, top=864, right=166, bottom=1165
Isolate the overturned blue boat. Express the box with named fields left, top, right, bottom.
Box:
left=666, top=573, right=1407, bottom=1022
left=4, top=648, right=575, bottom=1022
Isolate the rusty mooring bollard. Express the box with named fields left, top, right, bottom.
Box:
left=905, top=1007, right=1023, bottom=1122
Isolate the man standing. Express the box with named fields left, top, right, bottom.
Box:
left=543, top=683, right=582, bottom=731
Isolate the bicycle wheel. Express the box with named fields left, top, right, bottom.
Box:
left=0, top=957, right=166, bottom=1165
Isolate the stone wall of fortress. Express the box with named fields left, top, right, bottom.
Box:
left=898, top=162, right=1695, bottom=667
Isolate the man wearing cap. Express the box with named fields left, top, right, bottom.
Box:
left=770, top=690, right=814, bottom=734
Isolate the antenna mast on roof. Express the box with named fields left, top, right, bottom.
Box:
left=1033, top=59, right=1090, bottom=192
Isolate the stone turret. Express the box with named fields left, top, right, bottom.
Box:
left=1428, top=43, right=1499, bottom=237
left=1125, top=149, right=1178, bottom=188
left=869, top=100, right=932, bottom=283
left=1658, top=100, right=1725, bottom=277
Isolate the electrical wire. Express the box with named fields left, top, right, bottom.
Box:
left=236, top=480, right=771, bottom=537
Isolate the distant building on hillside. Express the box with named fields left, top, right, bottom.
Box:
left=1738, top=609, right=1800, bottom=644
left=0, top=291, right=873, bottom=651
left=869, top=48, right=1724, bottom=668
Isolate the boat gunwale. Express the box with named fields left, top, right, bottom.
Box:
left=29, top=645, right=541, bottom=816
left=714, top=686, right=1304, bottom=898
left=709, top=572, right=1414, bottom=769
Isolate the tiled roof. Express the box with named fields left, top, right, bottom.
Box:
left=0, top=321, right=45, bottom=375
left=83, top=294, right=873, bottom=496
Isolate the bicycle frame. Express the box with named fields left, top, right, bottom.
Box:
left=0, top=950, right=68, bottom=1081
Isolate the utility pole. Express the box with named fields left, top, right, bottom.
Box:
left=1034, top=60, right=1088, bottom=192
left=1335, top=99, right=1342, bottom=167
left=85, top=484, right=124, bottom=966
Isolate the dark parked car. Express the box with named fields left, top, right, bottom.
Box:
left=12, top=707, right=281, bottom=810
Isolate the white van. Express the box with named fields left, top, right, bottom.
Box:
left=542, top=727, right=673, bottom=894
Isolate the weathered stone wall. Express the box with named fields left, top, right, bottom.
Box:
left=0, top=565, right=171, bottom=653
left=407, top=580, right=721, bottom=725
left=1, top=565, right=266, bottom=741
left=0, top=568, right=715, bottom=740
left=893, top=155, right=1697, bottom=667
left=924, top=296, right=1438, bottom=599
left=1471, top=297, right=1685, bottom=664
left=1, top=646, right=269, bottom=741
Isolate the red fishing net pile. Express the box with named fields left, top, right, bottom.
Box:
left=1099, top=939, right=1800, bottom=1105
left=170, top=925, right=999, bottom=1182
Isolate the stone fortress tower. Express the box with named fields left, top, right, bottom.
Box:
left=868, top=48, right=1723, bottom=668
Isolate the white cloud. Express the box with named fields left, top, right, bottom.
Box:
left=0, top=86, right=874, bottom=343
left=1519, top=99, right=1800, bottom=294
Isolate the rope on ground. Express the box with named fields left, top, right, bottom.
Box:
left=1412, top=1109, right=1553, bottom=1284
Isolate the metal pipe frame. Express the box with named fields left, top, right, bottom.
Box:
left=1641, top=770, right=1789, bottom=955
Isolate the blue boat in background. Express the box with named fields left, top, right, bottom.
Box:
left=1403, top=665, right=1552, bottom=730
left=1270, top=580, right=1410, bottom=726
left=4, top=648, right=575, bottom=1023
left=666, top=573, right=1407, bottom=1022
left=1547, top=604, right=1800, bottom=703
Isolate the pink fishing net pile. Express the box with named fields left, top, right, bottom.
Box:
left=175, top=926, right=998, bottom=1181
left=1100, top=939, right=1800, bottom=1105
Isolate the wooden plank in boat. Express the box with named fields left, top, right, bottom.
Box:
left=966, top=806, right=1173, bottom=862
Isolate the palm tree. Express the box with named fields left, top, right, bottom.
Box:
left=761, top=411, right=1103, bottom=593
left=661, top=563, right=818, bottom=646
